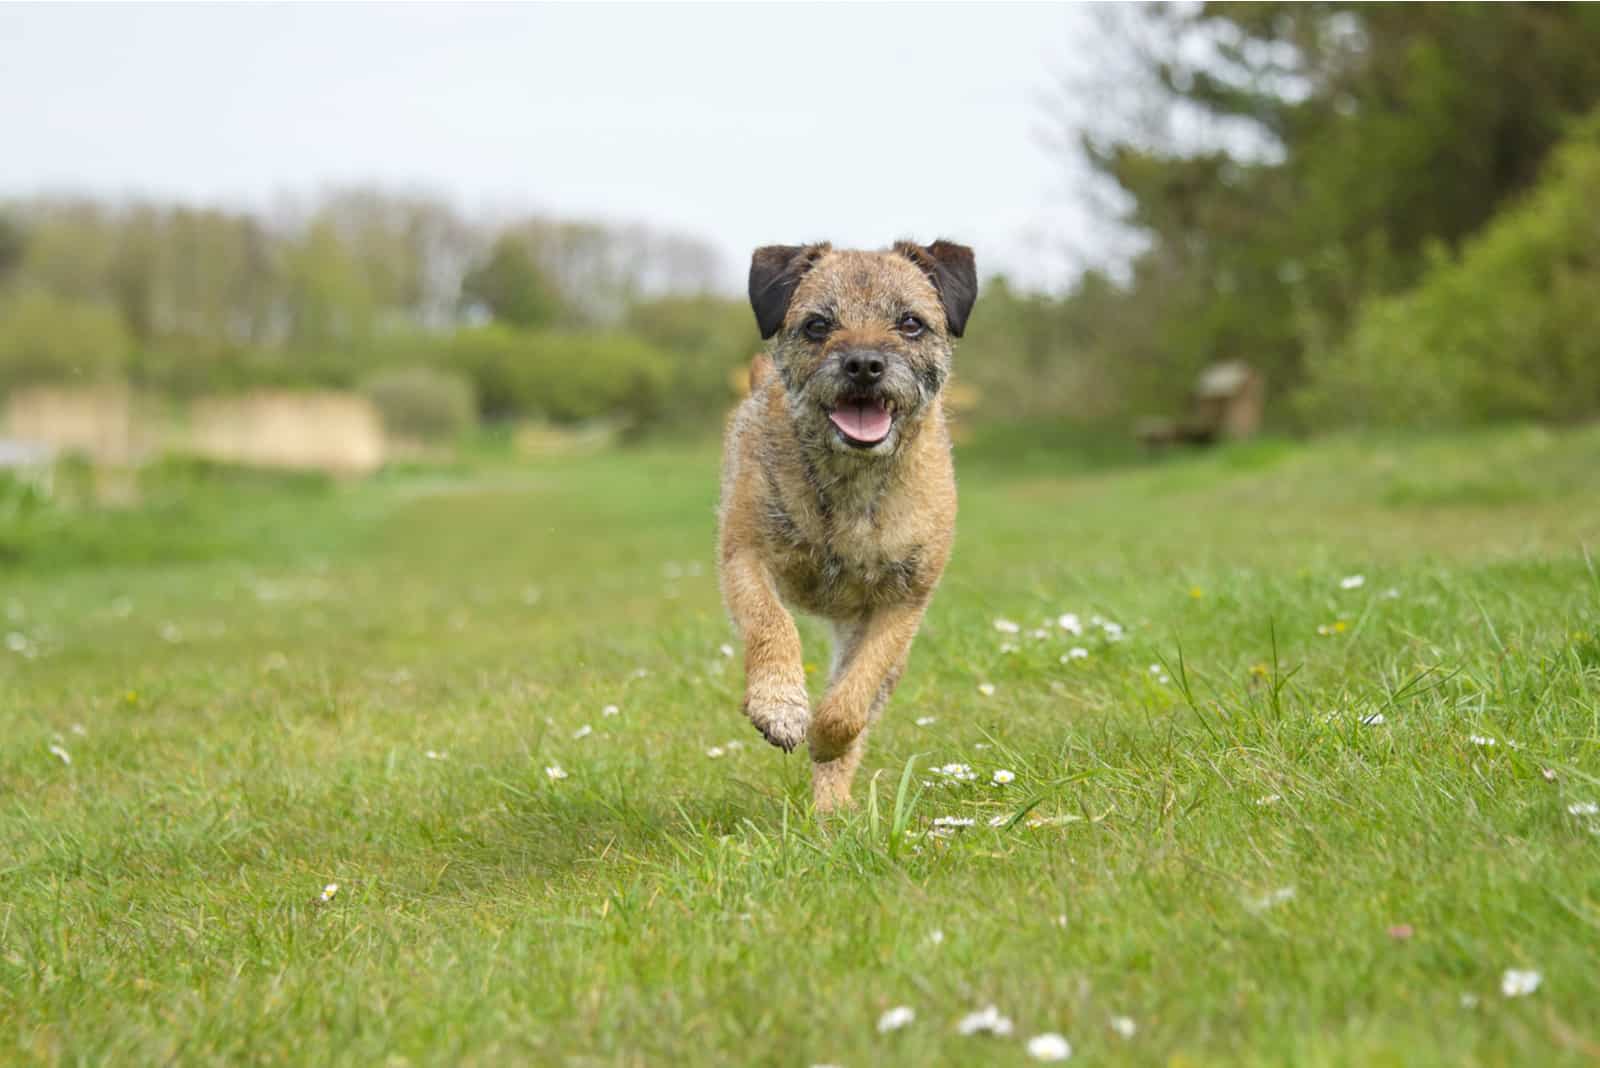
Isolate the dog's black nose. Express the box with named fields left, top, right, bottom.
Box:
left=840, top=350, right=886, bottom=385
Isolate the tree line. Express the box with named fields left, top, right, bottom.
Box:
left=5, top=2, right=1600, bottom=439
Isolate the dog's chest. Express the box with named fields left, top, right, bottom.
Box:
left=765, top=485, right=927, bottom=617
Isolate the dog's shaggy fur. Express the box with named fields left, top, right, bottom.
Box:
left=718, top=240, right=977, bottom=811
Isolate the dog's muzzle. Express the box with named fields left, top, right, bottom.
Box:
left=826, top=349, right=897, bottom=448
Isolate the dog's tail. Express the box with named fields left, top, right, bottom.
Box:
left=747, top=352, right=775, bottom=394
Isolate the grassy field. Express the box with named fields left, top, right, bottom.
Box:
left=3, top=424, right=1599, bottom=1066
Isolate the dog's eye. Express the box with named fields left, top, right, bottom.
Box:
left=896, top=314, right=926, bottom=339
left=802, top=316, right=833, bottom=341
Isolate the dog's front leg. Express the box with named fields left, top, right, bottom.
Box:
left=722, top=549, right=810, bottom=752
left=809, top=602, right=924, bottom=812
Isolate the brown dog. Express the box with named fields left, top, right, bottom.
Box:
left=717, top=240, right=977, bottom=812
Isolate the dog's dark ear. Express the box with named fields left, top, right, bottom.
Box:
left=749, top=243, right=829, bottom=340
left=895, top=240, right=978, bottom=337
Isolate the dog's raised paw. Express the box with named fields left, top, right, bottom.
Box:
left=743, top=686, right=810, bottom=752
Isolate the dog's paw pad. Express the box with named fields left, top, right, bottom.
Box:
left=744, top=689, right=809, bottom=752
left=754, top=715, right=806, bottom=752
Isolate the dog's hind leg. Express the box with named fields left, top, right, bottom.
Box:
left=809, top=604, right=922, bottom=812
left=722, top=548, right=810, bottom=752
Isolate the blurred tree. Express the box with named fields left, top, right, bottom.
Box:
left=1056, top=2, right=1600, bottom=420
left=0, top=213, right=24, bottom=283
left=461, top=233, right=564, bottom=329
left=280, top=219, right=377, bottom=347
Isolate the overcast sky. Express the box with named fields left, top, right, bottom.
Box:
left=0, top=2, right=1117, bottom=292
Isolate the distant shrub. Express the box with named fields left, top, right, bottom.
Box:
left=361, top=366, right=477, bottom=443
left=625, top=295, right=758, bottom=429
left=0, top=288, right=131, bottom=388
left=446, top=326, right=671, bottom=427
left=1298, top=111, right=1600, bottom=428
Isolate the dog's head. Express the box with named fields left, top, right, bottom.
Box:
left=748, top=240, right=976, bottom=457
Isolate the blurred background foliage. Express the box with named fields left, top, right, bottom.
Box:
left=4, top=2, right=1600, bottom=441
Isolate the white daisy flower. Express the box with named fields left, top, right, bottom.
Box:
left=1055, top=914, right=1069, bottom=928
left=1460, top=993, right=1480, bottom=1009
left=977, top=682, right=996, bottom=697
left=993, top=618, right=1021, bottom=634
left=319, top=882, right=339, bottom=903
left=5, top=632, right=27, bottom=653
left=719, top=643, right=735, bottom=658
left=1256, top=794, right=1281, bottom=806
left=1000, top=642, right=1019, bottom=654
left=957, top=1005, right=1014, bottom=1037
left=1101, top=620, right=1125, bottom=639
left=1501, top=969, right=1542, bottom=998
left=1109, top=1015, right=1136, bottom=1039
left=914, top=716, right=937, bottom=727
left=601, top=704, right=620, bottom=717
left=1246, top=887, right=1296, bottom=912
left=424, top=750, right=447, bottom=760
left=1026, top=1033, right=1071, bottom=1061
left=992, top=769, right=1015, bottom=786
left=48, top=744, right=71, bottom=765
left=706, top=746, right=726, bottom=758
left=1148, top=664, right=1163, bottom=674
left=1360, top=712, right=1386, bottom=726
left=70, top=723, right=87, bottom=736
left=927, top=929, right=945, bottom=946
left=877, top=1006, right=915, bottom=1033
left=1469, top=734, right=1497, bottom=747
left=1340, top=575, right=1366, bottom=590
left=932, top=816, right=976, bottom=829
left=544, top=764, right=568, bottom=781
left=932, top=763, right=977, bottom=782
left=1057, top=613, right=1083, bottom=635
left=1061, top=647, right=1089, bottom=662
left=1027, top=628, right=1050, bottom=640
left=988, top=814, right=1009, bottom=827
left=1566, top=801, right=1599, bottom=816
left=572, top=724, right=593, bottom=739
left=1382, top=587, right=1400, bottom=599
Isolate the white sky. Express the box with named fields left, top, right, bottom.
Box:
left=0, top=2, right=1117, bottom=292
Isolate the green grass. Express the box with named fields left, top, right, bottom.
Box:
left=3, top=424, right=1599, bottom=1066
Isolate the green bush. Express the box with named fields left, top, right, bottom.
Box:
left=361, top=366, right=478, bottom=443
left=1298, top=111, right=1600, bottom=429
left=625, top=296, right=756, bottom=430
left=446, top=326, right=671, bottom=427
left=0, top=288, right=131, bottom=388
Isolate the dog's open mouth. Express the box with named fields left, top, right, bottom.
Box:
left=827, top=397, right=894, bottom=448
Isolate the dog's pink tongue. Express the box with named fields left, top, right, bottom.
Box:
left=829, top=400, right=892, bottom=443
